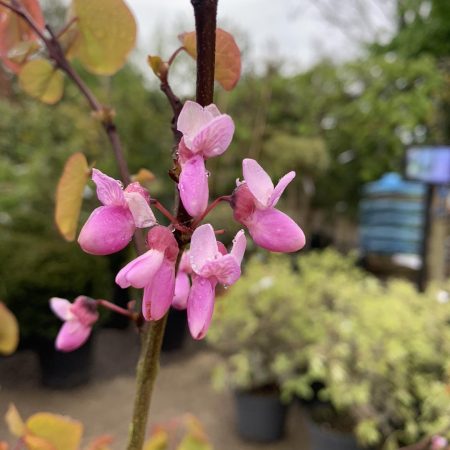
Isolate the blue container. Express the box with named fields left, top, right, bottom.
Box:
left=359, top=173, right=425, bottom=256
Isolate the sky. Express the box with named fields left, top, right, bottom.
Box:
left=127, top=0, right=396, bottom=75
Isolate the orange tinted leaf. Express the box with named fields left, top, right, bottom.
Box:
left=0, top=0, right=44, bottom=73
left=18, top=59, right=64, bottom=104
left=0, top=441, right=9, bottom=450
left=23, top=434, right=56, bottom=450
left=86, top=435, right=113, bottom=450
left=132, top=168, right=155, bottom=185
left=5, top=404, right=25, bottom=438
left=180, top=28, right=241, bottom=91
left=0, top=303, right=19, bottom=355
left=143, top=429, right=169, bottom=450
left=55, top=152, right=90, bottom=241
left=26, top=413, right=82, bottom=450
left=72, top=0, right=137, bottom=75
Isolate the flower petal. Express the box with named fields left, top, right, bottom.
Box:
left=205, top=104, right=221, bottom=117
left=247, top=208, right=306, bottom=253
left=230, top=229, right=247, bottom=265
left=172, top=270, right=190, bottom=310
left=190, top=224, right=219, bottom=274
left=92, top=168, right=126, bottom=206
left=192, top=115, right=235, bottom=158
left=178, top=155, right=209, bottom=217
left=49, top=297, right=73, bottom=321
left=124, top=191, right=156, bottom=228
left=201, top=254, right=241, bottom=286
left=78, top=205, right=135, bottom=255
left=270, top=171, right=296, bottom=207
left=55, top=321, right=91, bottom=352
left=115, top=249, right=164, bottom=289
left=242, top=159, right=274, bottom=207
left=142, top=260, right=175, bottom=321
left=177, top=101, right=211, bottom=139
left=187, top=276, right=216, bottom=340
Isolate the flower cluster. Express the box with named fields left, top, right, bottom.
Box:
left=51, top=101, right=305, bottom=350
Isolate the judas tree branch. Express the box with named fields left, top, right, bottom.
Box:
left=126, top=2, right=219, bottom=450
left=192, top=0, right=218, bottom=107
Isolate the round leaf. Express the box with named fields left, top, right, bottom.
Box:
left=18, top=59, right=64, bottom=104
left=0, top=303, right=19, bottom=355
left=180, top=28, right=241, bottom=91
left=55, top=152, right=90, bottom=241
left=72, top=0, right=137, bottom=75
left=26, top=413, right=82, bottom=450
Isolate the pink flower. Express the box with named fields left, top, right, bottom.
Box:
left=177, top=101, right=235, bottom=217
left=115, top=226, right=178, bottom=321
left=432, top=436, right=448, bottom=450
left=187, top=224, right=246, bottom=340
left=172, top=251, right=192, bottom=310
left=50, top=296, right=98, bottom=352
left=78, top=169, right=156, bottom=255
left=231, top=158, right=306, bottom=253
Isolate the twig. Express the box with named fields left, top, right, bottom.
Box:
left=97, top=299, right=138, bottom=321
left=192, top=195, right=231, bottom=227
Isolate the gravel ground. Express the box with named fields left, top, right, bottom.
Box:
left=0, top=328, right=309, bottom=449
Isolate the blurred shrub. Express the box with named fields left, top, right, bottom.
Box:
left=208, top=249, right=450, bottom=448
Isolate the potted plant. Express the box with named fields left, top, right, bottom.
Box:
left=279, top=250, right=450, bottom=449
left=207, top=256, right=302, bottom=443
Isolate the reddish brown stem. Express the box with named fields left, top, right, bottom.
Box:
left=167, top=46, right=186, bottom=66
left=192, top=0, right=218, bottom=106
left=97, top=299, right=138, bottom=321
left=152, top=199, right=192, bottom=233
left=192, top=195, right=231, bottom=227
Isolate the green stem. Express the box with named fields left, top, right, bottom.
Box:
left=126, top=316, right=168, bottom=450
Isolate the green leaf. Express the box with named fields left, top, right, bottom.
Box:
left=55, top=152, right=90, bottom=242
left=180, top=28, right=241, bottom=91
left=18, top=59, right=64, bottom=104
left=72, top=0, right=137, bottom=75
left=0, top=303, right=19, bottom=355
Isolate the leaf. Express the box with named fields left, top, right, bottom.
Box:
left=0, top=0, right=44, bottom=73
left=0, top=441, right=9, bottom=450
left=132, top=168, right=155, bottom=186
left=143, top=429, right=169, bottom=450
left=147, top=55, right=167, bottom=79
left=86, top=435, right=114, bottom=450
left=26, top=413, right=82, bottom=450
left=55, top=152, right=90, bottom=241
left=18, top=59, right=64, bottom=104
left=0, top=303, right=19, bottom=355
left=23, top=434, right=56, bottom=450
left=72, top=0, right=137, bottom=75
left=5, top=404, right=26, bottom=438
left=177, top=416, right=212, bottom=450
left=180, top=28, right=241, bottom=91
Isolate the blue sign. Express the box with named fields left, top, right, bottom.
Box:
left=406, top=146, right=450, bottom=185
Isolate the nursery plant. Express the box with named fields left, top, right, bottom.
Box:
left=0, top=0, right=306, bottom=448
left=278, top=250, right=450, bottom=449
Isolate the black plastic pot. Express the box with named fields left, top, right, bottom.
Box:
left=307, top=418, right=363, bottom=450
left=162, top=309, right=188, bottom=352
left=234, top=390, right=288, bottom=442
left=35, top=336, right=94, bottom=389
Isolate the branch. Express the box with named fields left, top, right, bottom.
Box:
left=126, top=2, right=218, bottom=449
left=192, top=0, right=218, bottom=106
